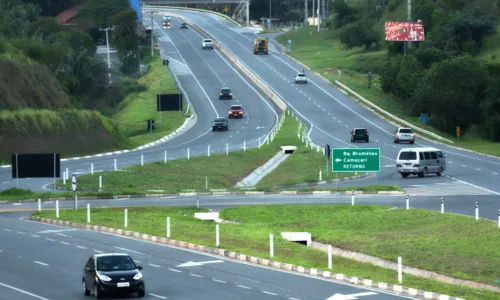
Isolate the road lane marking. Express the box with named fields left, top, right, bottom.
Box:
left=168, top=268, right=181, bottom=272
left=31, top=235, right=40, bottom=238
left=237, top=285, right=251, bottom=289
left=46, top=238, right=55, bottom=241
left=189, top=273, right=203, bottom=278
left=60, top=241, right=70, bottom=245
left=149, top=293, right=167, bottom=299
left=262, top=290, right=278, bottom=296
left=3, top=229, right=12, bottom=232
left=93, top=249, right=104, bottom=253
left=56, top=233, right=72, bottom=237
left=76, top=245, right=86, bottom=249
left=288, top=298, right=300, bottom=300
left=212, top=278, right=226, bottom=283
left=16, top=231, right=26, bottom=235
left=148, top=263, right=161, bottom=268
left=34, top=261, right=48, bottom=266
left=0, top=282, right=50, bottom=300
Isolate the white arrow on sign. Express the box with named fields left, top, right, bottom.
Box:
left=326, top=292, right=377, bottom=300
left=335, top=158, right=342, bottom=162
left=177, top=260, right=224, bottom=267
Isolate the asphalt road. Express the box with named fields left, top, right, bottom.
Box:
left=161, top=9, right=500, bottom=196
left=0, top=15, right=278, bottom=193
left=0, top=211, right=418, bottom=300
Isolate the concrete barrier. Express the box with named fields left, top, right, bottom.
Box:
left=144, top=5, right=241, bottom=27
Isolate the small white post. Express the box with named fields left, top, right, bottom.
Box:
left=114, top=159, right=117, bottom=171
left=269, top=234, right=274, bottom=258
left=441, top=197, right=444, bottom=214
left=475, top=202, right=479, bottom=220
left=406, top=194, right=409, bottom=210
left=207, top=145, right=211, bottom=157
left=187, top=148, right=190, bottom=159
left=91, top=163, right=94, bottom=175
left=141, top=154, right=144, bottom=166
left=306, top=139, right=309, bottom=148
left=216, top=224, right=220, bottom=247
left=166, top=217, right=170, bottom=238
left=259, top=138, right=262, bottom=148
left=226, top=143, right=229, bottom=155
left=37, top=199, right=41, bottom=211
left=124, top=208, right=128, bottom=227
left=99, top=176, right=102, bottom=189
left=328, top=244, right=332, bottom=269
left=63, top=171, right=66, bottom=185
left=87, top=203, right=90, bottom=223
left=398, top=256, right=403, bottom=284
left=243, top=140, right=246, bottom=151
left=56, top=200, right=59, bottom=218
left=205, top=176, right=208, bottom=190
left=164, top=150, right=167, bottom=163
left=319, top=169, right=322, bottom=181
left=196, top=199, right=199, bottom=208
left=65, top=168, right=68, bottom=181
left=351, top=191, right=355, bottom=206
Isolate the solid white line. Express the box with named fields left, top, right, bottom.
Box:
left=60, top=241, right=70, bottom=245
left=149, top=293, right=167, bottom=299
left=76, top=245, right=86, bottom=249
left=237, top=285, right=251, bottom=289
left=34, top=261, right=48, bottom=266
left=56, top=233, right=71, bottom=237
left=148, top=263, right=161, bottom=268
left=288, top=298, right=300, bottom=300
left=114, top=246, right=145, bottom=255
left=93, top=250, right=104, bottom=253
left=168, top=268, right=182, bottom=272
left=212, top=278, right=226, bottom=283
left=262, top=290, right=278, bottom=296
left=31, top=235, right=40, bottom=238
left=0, top=282, right=50, bottom=300
left=189, top=273, right=203, bottom=278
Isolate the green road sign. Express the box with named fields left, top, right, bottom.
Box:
left=332, top=148, right=381, bottom=172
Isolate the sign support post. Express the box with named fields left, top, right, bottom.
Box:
left=72, top=174, right=77, bottom=211
left=332, top=148, right=381, bottom=173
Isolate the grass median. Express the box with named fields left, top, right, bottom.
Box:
left=54, top=114, right=369, bottom=193
left=32, top=205, right=500, bottom=300
left=275, top=27, right=500, bottom=157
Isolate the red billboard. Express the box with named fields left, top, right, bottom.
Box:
left=385, top=22, right=425, bottom=42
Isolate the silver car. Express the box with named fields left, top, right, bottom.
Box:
left=396, top=147, right=446, bottom=178
left=394, top=128, right=415, bottom=144
left=294, top=73, right=307, bottom=84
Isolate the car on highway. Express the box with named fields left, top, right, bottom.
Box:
left=295, top=73, right=308, bottom=84
left=162, top=15, right=171, bottom=22
left=202, top=39, right=213, bottom=50
left=228, top=104, right=244, bottom=119
left=396, top=147, right=446, bottom=178
left=82, top=253, right=145, bottom=299
left=350, top=128, right=369, bottom=142
left=163, top=20, right=170, bottom=27
left=212, top=117, right=228, bottom=131
left=394, top=127, right=416, bottom=144
left=219, top=87, right=233, bottom=99
left=180, top=22, right=188, bottom=29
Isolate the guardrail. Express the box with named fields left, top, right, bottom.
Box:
left=143, top=5, right=242, bottom=27
left=334, top=81, right=454, bottom=144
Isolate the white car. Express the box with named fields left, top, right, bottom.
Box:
left=163, top=16, right=171, bottom=21
left=202, top=39, right=213, bottom=50
left=295, top=73, right=307, bottom=84
left=394, top=128, right=416, bottom=144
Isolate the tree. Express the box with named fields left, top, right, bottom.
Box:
left=331, top=0, right=358, bottom=28
left=413, top=48, right=450, bottom=69
left=380, top=55, right=425, bottom=102
left=78, top=0, right=130, bottom=28
left=22, top=0, right=80, bottom=17
left=338, top=20, right=380, bottom=50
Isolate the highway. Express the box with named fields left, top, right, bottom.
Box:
left=0, top=15, right=278, bottom=193
left=161, top=9, right=500, bottom=196
left=0, top=210, right=418, bottom=300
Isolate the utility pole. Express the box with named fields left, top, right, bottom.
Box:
left=321, top=0, right=326, bottom=24
left=312, top=0, right=315, bottom=27
left=269, top=0, right=272, bottom=30
left=150, top=10, right=159, bottom=57
left=317, top=0, right=320, bottom=32
left=304, top=0, right=308, bottom=24
left=99, top=26, right=114, bottom=82
left=406, top=0, right=412, bottom=54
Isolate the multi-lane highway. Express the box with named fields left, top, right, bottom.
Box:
left=0, top=14, right=279, bottom=192
left=0, top=209, right=418, bottom=300
left=162, top=8, right=500, bottom=196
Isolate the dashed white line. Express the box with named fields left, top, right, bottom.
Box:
left=134, top=260, right=141, bottom=263
left=31, top=235, right=40, bottom=238
left=189, top=273, right=203, bottom=278
left=494, top=172, right=498, bottom=175
left=168, top=268, right=181, bottom=273
left=237, top=285, right=251, bottom=289
left=56, top=233, right=71, bottom=237
left=46, top=238, right=55, bottom=242
left=148, top=263, right=161, bottom=268
left=212, top=278, right=226, bottom=283
left=3, top=229, right=12, bottom=232
left=288, top=297, right=300, bottom=300
left=60, top=241, right=70, bottom=245
left=93, top=250, right=104, bottom=253
left=148, top=293, right=167, bottom=299
left=0, top=282, right=50, bottom=300
left=16, top=231, right=26, bottom=235
left=262, top=290, right=278, bottom=296
left=461, top=165, right=467, bottom=167
left=76, top=245, right=86, bottom=249
left=476, top=168, right=481, bottom=171
left=34, top=261, right=48, bottom=266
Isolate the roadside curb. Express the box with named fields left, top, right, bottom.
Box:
left=0, top=190, right=404, bottom=204
left=27, top=216, right=464, bottom=300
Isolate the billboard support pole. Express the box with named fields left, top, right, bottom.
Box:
left=15, top=153, right=18, bottom=188
left=407, top=0, right=412, bottom=52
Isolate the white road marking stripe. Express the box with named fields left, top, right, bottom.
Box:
left=189, top=273, right=203, bottom=278
left=148, top=293, right=167, bottom=299
left=46, top=238, right=55, bottom=241
left=16, top=231, right=26, bottom=235
left=31, top=235, right=40, bottom=238
left=262, top=290, right=278, bottom=296
left=237, top=285, right=251, bottom=289
left=148, top=263, right=161, bottom=268
left=3, top=229, right=12, bottom=232
left=60, top=241, right=70, bottom=245
left=168, top=268, right=181, bottom=272
left=212, top=278, right=226, bottom=283
left=0, top=282, right=50, bottom=300
left=93, top=250, right=104, bottom=253
left=76, top=246, right=86, bottom=249
left=56, top=233, right=71, bottom=237
left=288, top=298, right=300, bottom=300
left=493, top=172, right=498, bottom=175
left=34, top=261, right=48, bottom=266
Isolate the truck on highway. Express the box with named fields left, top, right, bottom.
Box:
left=253, top=37, right=268, bottom=54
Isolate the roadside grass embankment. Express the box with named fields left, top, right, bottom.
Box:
left=32, top=205, right=500, bottom=300
left=275, top=27, right=500, bottom=157
left=54, top=114, right=369, bottom=193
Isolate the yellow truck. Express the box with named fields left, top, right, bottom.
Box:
left=253, top=37, right=268, bottom=54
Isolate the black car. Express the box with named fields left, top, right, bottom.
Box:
left=350, top=128, right=369, bottom=142
left=218, top=87, right=233, bottom=99
left=180, top=22, right=188, bottom=29
left=82, top=253, right=145, bottom=298
left=212, top=117, right=228, bottom=131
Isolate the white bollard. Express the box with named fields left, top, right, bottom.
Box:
left=269, top=234, right=274, bottom=258
left=398, top=256, right=403, bottom=283
left=124, top=209, right=128, bottom=227
left=87, top=203, right=90, bottom=223
left=226, top=143, right=229, bottom=155
left=56, top=200, right=59, bottom=218
left=63, top=172, right=66, bottom=185
left=37, top=199, right=41, bottom=211
left=187, top=148, right=190, bottom=159
left=164, top=150, right=167, bottom=163
left=166, top=217, right=170, bottom=238
left=114, top=158, right=117, bottom=171
left=319, top=169, right=322, bottom=181
left=66, top=168, right=68, bottom=181
left=91, top=163, right=94, bottom=175
left=351, top=191, right=355, bottom=206
left=441, top=197, right=444, bottom=214
left=207, top=145, right=211, bottom=157
left=475, top=202, right=479, bottom=220
left=243, top=140, right=246, bottom=151
left=406, top=195, right=409, bottom=210
left=141, top=154, right=144, bottom=166
left=328, top=244, right=332, bottom=269
left=216, top=224, right=220, bottom=247
left=99, top=176, right=102, bottom=189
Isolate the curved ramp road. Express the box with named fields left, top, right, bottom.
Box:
left=0, top=212, right=417, bottom=300
left=0, top=15, right=278, bottom=193
left=162, top=9, right=500, bottom=196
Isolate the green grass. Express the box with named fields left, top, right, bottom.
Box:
left=32, top=205, right=500, bottom=300
left=54, top=115, right=363, bottom=193
left=0, top=188, right=117, bottom=202
left=115, top=58, right=187, bottom=147
left=275, top=27, right=500, bottom=157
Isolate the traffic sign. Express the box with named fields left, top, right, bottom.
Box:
left=420, top=112, right=428, bottom=124
left=332, top=148, right=381, bottom=172
left=288, top=39, right=292, bottom=46
left=71, top=174, right=77, bottom=192
left=456, top=126, right=461, bottom=137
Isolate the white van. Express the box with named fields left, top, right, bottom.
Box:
left=396, top=147, right=446, bottom=178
